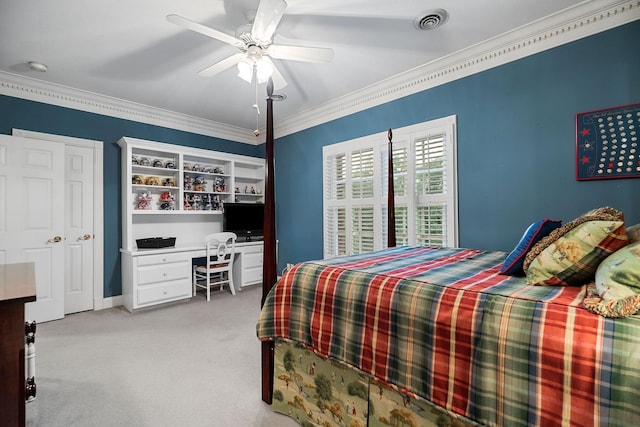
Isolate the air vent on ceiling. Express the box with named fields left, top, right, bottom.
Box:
left=414, top=9, right=448, bottom=30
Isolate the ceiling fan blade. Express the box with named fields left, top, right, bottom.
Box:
left=166, top=14, right=243, bottom=48
left=198, top=52, right=245, bottom=77
left=268, top=44, right=334, bottom=63
left=263, top=57, right=287, bottom=90
left=251, top=0, right=287, bottom=43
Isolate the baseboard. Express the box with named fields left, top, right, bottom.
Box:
left=94, top=295, right=123, bottom=311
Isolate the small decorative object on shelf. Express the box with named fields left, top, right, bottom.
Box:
left=184, top=176, right=193, bottom=190
left=194, top=176, right=206, bottom=192
left=214, top=166, right=224, bottom=174
left=158, top=192, right=174, bottom=210
left=191, top=194, right=202, bottom=210
left=132, top=174, right=143, bottom=184
left=214, top=176, right=226, bottom=192
left=145, top=176, right=160, bottom=186
left=139, top=157, right=150, bottom=166
left=136, top=191, right=152, bottom=210
left=165, top=161, right=176, bottom=169
left=132, top=155, right=139, bottom=165
left=152, top=159, right=164, bottom=168
left=162, top=177, right=175, bottom=187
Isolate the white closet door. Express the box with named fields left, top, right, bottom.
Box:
left=0, top=134, right=65, bottom=322
left=64, top=145, right=95, bottom=314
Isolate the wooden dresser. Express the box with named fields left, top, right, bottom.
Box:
left=0, top=263, right=36, bottom=427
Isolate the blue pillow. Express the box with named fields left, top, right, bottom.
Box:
left=500, top=219, right=562, bottom=276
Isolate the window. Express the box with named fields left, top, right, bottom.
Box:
left=323, top=116, right=457, bottom=258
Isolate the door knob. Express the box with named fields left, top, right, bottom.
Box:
left=47, top=236, right=62, bottom=243
left=78, top=233, right=92, bottom=241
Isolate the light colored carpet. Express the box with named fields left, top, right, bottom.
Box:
left=26, top=285, right=298, bottom=427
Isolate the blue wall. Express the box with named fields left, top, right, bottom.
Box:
left=1, top=21, right=639, bottom=297
left=272, top=21, right=640, bottom=272
left=0, top=97, right=261, bottom=297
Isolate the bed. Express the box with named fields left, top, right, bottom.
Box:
left=257, top=80, right=640, bottom=426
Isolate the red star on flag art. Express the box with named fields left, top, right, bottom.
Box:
left=581, top=156, right=590, bottom=164
left=581, top=128, right=590, bottom=136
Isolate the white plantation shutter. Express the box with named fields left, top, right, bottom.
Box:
left=323, top=116, right=457, bottom=258
left=352, top=205, right=375, bottom=253
left=351, top=148, right=374, bottom=199
left=414, top=131, right=454, bottom=246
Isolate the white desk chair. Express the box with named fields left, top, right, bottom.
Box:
left=193, top=232, right=237, bottom=300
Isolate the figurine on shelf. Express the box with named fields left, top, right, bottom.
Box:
left=152, top=159, right=164, bottom=168
left=213, top=166, right=224, bottom=174
left=158, top=192, right=174, bottom=210
left=214, top=176, right=225, bottom=192
left=132, top=175, right=143, bottom=184
left=251, top=186, right=256, bottom=194
left=191, top=194, right=202, bottom=210
left=183, top=176, right=193, bottom=191
left=139, top=157, right=151, bottom=166
left=194, top=176, right=206, bottom=192
left=165, top=161, right=176, bottom=169
left=183, top=194, right=192, bottom=210
left=145, top=176, right=160, bottom=186
left=235, top=187, right=240, bottom=193
left=136, top=191, right=152, bottom=210
left=213, top=196, right=222, bottom=211
left=162, top=177, right=175, bottom=187
left=132, top=156, right=139, bottom=165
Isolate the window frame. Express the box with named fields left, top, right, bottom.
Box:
left=323, top=115, right=458, bottom=258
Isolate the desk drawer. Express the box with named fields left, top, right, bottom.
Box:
left=137, top=252, right=190, bottom=266
left=243, top=252, right=263, bottom=268
left=137, top=279, right=191, bottom=306
left=137, top=261, right=190, bottom=285
left=243, top=266, right=263, bottom=285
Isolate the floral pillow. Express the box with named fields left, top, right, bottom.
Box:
left=583, top=241, right=640, bottom=317
left=524, top=207, right=628, bottom=286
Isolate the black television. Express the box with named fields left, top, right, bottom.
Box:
left=223, top=203, right=264, bottom=241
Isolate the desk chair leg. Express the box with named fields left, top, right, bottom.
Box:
left=192, top=266, right=196, bottom=297
left=228, top=271, right=236, bottom=296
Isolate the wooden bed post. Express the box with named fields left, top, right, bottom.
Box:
left=261, top=78, right=277, bottom=404
left=387, top=128, right=396, bottom=247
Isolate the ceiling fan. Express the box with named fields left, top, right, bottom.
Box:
left=167, top=0, right=334, bottom=89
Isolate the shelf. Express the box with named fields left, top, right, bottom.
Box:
left=120, top=136, right=265, bottom=251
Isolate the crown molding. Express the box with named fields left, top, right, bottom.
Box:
left=0, top=71, right=258, bottom=145
left=0, top=0, right=637, bottom=144
left=275, top=0, right=640, bottom=138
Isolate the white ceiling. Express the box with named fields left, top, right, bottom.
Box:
left=0, top=0, right=625, bottom=141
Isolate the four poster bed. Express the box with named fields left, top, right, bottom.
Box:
left=258, top=81, right=640, bottom=426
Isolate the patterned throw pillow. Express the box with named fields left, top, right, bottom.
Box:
left=499, top=219, right=562, bottom=276
left=583, top=241, right=640, bottom=317
left=627, top=223, right=640, bottom=243
left=524, top=207, right=628, bottom=286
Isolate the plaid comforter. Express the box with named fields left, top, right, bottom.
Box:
left=257, top=246, right=640, bottom=426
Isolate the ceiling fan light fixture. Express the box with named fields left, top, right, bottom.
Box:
left=255, top=57, right=273, bottom=83
left=237, top=59, right=253, bottom=83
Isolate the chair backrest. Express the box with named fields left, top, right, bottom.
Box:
left=204, top=232, right=237, bottom=265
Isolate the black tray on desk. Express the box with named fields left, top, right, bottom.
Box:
left=136, top=237, right=176, bottom=249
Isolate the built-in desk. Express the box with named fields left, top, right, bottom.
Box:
left=0, top=263, right=37, bottom=427
left=120, top=241, right=265, bottom=312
